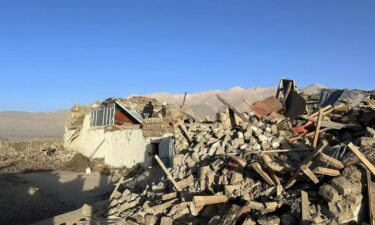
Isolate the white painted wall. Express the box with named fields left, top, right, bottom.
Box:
left=64, top=113, right=174, bottom=168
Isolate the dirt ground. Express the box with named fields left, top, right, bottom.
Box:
left=0, top=138, right=73, bottom=173
left=0, top=138, right=119, bottom=225
left=0, top=171, right=115, bottom=225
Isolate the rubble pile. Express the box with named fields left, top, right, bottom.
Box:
left=0, top=138, right=74, bottom=173
left=82, top=95, right=375, bottom=225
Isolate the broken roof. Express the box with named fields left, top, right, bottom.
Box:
left=115, top=101, right=143, bottom=124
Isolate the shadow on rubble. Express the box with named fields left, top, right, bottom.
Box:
left=0, top=168, right=113, bottom=225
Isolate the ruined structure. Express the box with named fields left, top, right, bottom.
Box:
left=63, top=97, right=181, bottom=168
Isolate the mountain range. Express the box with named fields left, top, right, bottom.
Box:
left=0, top=83, right=325, bottom=138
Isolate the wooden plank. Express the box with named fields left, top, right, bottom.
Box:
left=308, top=105, right=332, bottom=120
left=313, top=110, right=323, bottom=148
left=192, top=195, right=229, bottom=215
left=261, top=153, right=281, bottom=185
left=285, top=140, right=328, bottom=189
left=301, top=165, right=319, bottom=184
left=247, top=201, right=279, bottom=213
left=369, top=171, right=375, bottom=225
left=276, top=185, right=283, bottom=196
left=348, top=143, right=375, bottom=176
left=246, top=147, right=313, bottom=154
left=110, top=176, right=124, bottom=199
left=282, top=82, right=292, bottom=104
left=369, top=103, right=375, bottom=112
left=178, top=124, right=191, bottom=143
left=154, top=155, right=182, bottom=192
left=313, top=167, right=340, bottom=177
left=275, top=77, right=284, bottom=99
left=301, top=190, right=310, bottom=225
left=216, top=94, right=246, bottom=121
left=319, top=153, right=344, bottom=169
left=251, top=162, right=275, bottom=186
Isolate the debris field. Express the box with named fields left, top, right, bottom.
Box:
left=77, top=80, right=375, bottom=225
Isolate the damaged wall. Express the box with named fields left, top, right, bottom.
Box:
left=64, top=113, right=174, bottom=168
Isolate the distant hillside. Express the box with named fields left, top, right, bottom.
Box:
left=0, top=83, right=325, bottom=138
left=139, top=84, right=326, bottom=119
left=0, top=110, right=69, bottom=139
left=301, top=83, right=325, bottom=95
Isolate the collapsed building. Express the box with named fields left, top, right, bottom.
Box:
left=37, top=79, right=375, bottom=225
left=63, top=97, right=183, bottom=168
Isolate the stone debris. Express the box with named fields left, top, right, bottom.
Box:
left=63, top=81, right=375, bottom=225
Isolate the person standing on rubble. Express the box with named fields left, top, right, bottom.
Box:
left=161, top=102, right=167, bottom=118
left=143, top=101, right=154, bottom=118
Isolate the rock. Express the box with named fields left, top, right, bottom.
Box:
left=252, top=143, right=261, bottom=151
left=366, top=127, right=375, bottom=138
left=160, top=216, right=173, bottom=225
left=207, top=215, right=221, bottom=225
left=145, top=214, right=157, bottom=225
left=258, top=135, right=268, bottom=143
left=230, top=172, right=244, bottom=185
left=173, top=154, right=185, bottom=167
left=242, top=216, right=256, bottom=225
left=319, top=184, right=340, bottom=202
left=258, top=216, right=280, bottom=225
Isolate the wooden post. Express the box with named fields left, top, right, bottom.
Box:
left=313, top=110, right=323, bottom=148
left=301, top=190, right=310, bottom=225
left=182, top=92, right=187, bottom=107
left=110, top=176, right=124, bottom=199
left=313, top=167, right=340, bottom=177
left=319, top=153, right=344, bottom=169
left=282, top=82, right=292, bottom=104
left=192, top=195, right=229, bottom=215
left=285, top=140, right=328, bottom=189
left=216, top=94, right=246, bottom=121
left=154, top=155, right=182, bottom=192
left=261, top=153, right=281, bottom=185
left=300, top=165, right=319, bottom=184
left=347, top=143, right=375, bottom=176
left=251, top=162, right=275, bottom=186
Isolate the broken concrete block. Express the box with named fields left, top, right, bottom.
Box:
left=173, top=154, right=185, bottom=167
left=160, top=216, right=173, bottom=225
left=319, top=184, right=340, bottom=202
left=224, top=185, right=241, bottom=198
left=207, top=215, right=221, bottom=225
left=177, top=175, right=194, bottom=189
left=230, top=172, right=244, bottom=185
left=258, top=216, right=280, bottom=225
left=145, top=214, right=157, bottom=225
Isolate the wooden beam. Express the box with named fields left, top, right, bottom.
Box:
left=192, top=195, right=229, bottom=215
left=313, top=110, right=323, bottom=148
left=261, top=153, right=281, bottom=185
left=300, top=165, right=319, bottom=184
left=154, top=155, right=182, bottom=192
left=347, top=143, right=375, bottom=176
left=247, top=201, right=279, bottom=213
left=110, top=176, right=124, bottom=199
left=313, top=167, right=340, bottom=177
left=369, top=103, right=375, bottom=112
left=282, top=82, right=292, bottom=104
left=366, top=169, right=375, bottom=225
left=178, top=124, right=191, bottom=143
left=244, top=99, right=252, bottom=107
left=245, top=147, right=313, bottom=155
left=251, top=162, right=275, bottom=186
left=319, top=153, right=344, bottom=169
left=216, top=94, right=246, bottom=121
left=308, top=105, right=332, bottom=120
left=275, top=78, right=283, bottom=99
left=285, top=140, right=328, bottom=189
left=301, top=190, right=310, bottom=225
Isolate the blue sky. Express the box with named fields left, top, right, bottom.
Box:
left=0, top=1, right=374, bottom=111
